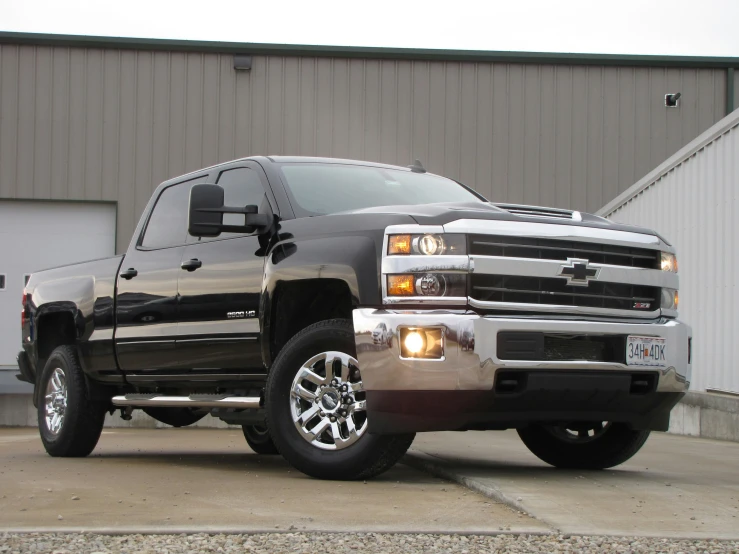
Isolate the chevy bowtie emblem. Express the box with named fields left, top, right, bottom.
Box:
left=558, top=258, right=600, bottom=286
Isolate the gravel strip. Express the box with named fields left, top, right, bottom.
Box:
left=1, top=532, right=738, bottom=553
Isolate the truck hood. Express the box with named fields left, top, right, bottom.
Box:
left=334, top=201, right=664, bottom=240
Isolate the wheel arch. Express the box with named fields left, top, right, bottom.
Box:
left=32, top=304, right=109, bottom=408
left=264, top=278, right=355, bottom=367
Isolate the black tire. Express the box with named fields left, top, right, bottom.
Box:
left=37, top=345, right=106, bottom=457
left=242, top=424, right=279, bottom=455
left=266, top=319, right=415, bottom=480
left=517, top=422, right=651, bottom=470
left=142, top=407, right=206, bottom=428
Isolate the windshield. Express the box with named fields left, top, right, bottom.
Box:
left=279, top=163, right=484, bottom=217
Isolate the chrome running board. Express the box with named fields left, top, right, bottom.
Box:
left=111, top=394, right=261, bottom=409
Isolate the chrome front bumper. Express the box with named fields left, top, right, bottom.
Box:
left=353, top=308, right=692, bottom=393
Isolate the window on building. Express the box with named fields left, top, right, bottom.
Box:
left=0, top=275, right=5, bottom=290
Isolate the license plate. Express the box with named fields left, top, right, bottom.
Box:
left=626, top=335, right=667, bottom=367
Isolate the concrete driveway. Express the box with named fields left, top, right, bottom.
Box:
left=408, top=430, right=739, bottom=539
left=0, top=426, right=736, bottom=539
left=0, top=427, right=544, bottom=534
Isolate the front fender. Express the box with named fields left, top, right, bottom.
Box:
left=260, top=233, right=381, bottom=366
left=264, top=235, right=379, bottom=302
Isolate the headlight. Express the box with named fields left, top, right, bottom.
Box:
left=661, top=288, right=679, bottom=310
left=387, top=273, right=466, bottom=297
left=661, top=252, right=678, bottom=272
left=387, top=234, right=466, bottom=255
left=417, top=234, right=444, bottom=255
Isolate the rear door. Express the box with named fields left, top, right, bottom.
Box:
left=115, top=174, right=209, bottom=373
left=175, top=162, right=276, bottom=373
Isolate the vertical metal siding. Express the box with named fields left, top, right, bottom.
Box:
left=599, top=110, right=739, bottom=393
left=0, top=44, right=729, bottom=252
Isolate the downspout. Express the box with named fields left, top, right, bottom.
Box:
left=727, top=67, right=735, bottom=115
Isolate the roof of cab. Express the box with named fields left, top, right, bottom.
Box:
left=156, top=155, right=418, bottom=191
left=265, top=156, right=413, bottom=171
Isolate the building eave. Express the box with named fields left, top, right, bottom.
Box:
left=1, top=31, right=739, bottom=68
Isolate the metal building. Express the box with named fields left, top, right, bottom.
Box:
left=600, top=108, right=739, bottom=394
left=0, top=31, right=738, bottom=381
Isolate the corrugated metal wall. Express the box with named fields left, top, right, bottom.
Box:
left=599, top=109, right=739, bottom=393
left=0, top=43, right=730, bottom=252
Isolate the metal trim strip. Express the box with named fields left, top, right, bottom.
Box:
left=382, top=255, right=470, bottom=274
left=443, top=219, right=670, bottom=251
left=468, top=298, right=661, bottom=319
left=471, top=256, right=679, bottom=288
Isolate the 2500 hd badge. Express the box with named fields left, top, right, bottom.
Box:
left=17, top=156, right=691, bottom=480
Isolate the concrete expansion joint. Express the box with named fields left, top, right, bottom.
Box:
left=403, top=450, right=561, bottom=534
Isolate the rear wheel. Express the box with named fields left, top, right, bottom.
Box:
left=517, top=422, right=650, bottom=469
left=38, top=346, right=106, bottom=457
left=242, top=424, right=279, bottom=455
left=142, top=407, right=206, bottom=428
left=266, top=319, right=415, bottom=480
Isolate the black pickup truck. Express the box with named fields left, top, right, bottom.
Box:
left=17, top=156, right=692, bottom=480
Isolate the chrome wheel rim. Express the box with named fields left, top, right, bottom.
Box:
left=44, top=367, right=68, bottom=435
left=290, top=351, right=367, bottom=451
left=548, top=421, right=611, bottom=443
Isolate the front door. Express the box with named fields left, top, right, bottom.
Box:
left=175, top=163, right=274, bottom=373
left=115, top=174, right=208, bottom=373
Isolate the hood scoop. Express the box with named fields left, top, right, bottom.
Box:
left=492, top=203, right=582, bottom=222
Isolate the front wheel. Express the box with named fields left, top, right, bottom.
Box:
left=38, top=345, right=106, bottom=457
left=266, top=319, right=415, bottom=480
left=517, top=422, right=650, bottom=469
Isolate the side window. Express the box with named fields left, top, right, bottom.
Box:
left=141, top=175, right=210, bottom=249
left=187, top=167, right=269, bottom=243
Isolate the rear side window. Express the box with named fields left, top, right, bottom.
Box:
left=141, top=175, right=208, bottom=249
left=187, top=167, right=269, bottom=243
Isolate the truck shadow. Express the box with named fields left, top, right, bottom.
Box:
left=404, top=451, right=662, bottom=483
left=89, top=451, right=437, bottom=483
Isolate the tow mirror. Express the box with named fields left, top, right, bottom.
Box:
left=188, top=184, right=272, bottom=237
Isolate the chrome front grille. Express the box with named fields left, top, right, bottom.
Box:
left=470, top=274, right=661, bottom=312
left=382, top=219, right=676, bottom=318
left=469, top=235, right=660, bottom=269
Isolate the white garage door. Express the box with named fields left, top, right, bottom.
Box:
left=0, top=201, right=117, bottom=369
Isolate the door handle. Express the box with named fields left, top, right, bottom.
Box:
left=120, top=268, right=138, bottom=280
left=181, top=258, right=202, bottom=272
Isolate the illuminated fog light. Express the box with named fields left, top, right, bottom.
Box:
left=404, top=331, right=425, bottom=354
left=400, top=327, right=444, bottom=359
